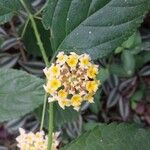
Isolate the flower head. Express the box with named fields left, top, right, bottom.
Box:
left=44, top=52, right=100, bottom=111
left=16, top=128, right=59, bottom=150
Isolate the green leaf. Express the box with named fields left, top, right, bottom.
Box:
left=122, top=32, right=141, bottom=49
left=110, top=63, right=129, bottom=77
left=130, top=90, right=143, bottom=109
left=0, top=0, right=21, bottom=15
left=22, top=19, right=52, bottom=57
left=54, top=103, right=79, bottom=128
left=89, top=89, right=101, bottom=114
left=42, top=0, right=150, bottom=59
left=0, top=13, right=12, bottom=25
left=0, top=68, right=44, bottom=122
left=0, top=0, right=22, bottom=24
left=121, top=50, right=135, bottom=76
left=97, top=67, right=109, bottom=83
left=36, top=103, right=79, bottom=130
left=62, top=123, right=150, bottom=150
left=135, top=51, right=150, bottom=69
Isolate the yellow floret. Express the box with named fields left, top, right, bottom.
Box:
left=58, top=89, right=68, bottom=99
left=57, top=52, right=67, bottom=64
left=58, top=99, right=71, bottom=109
left=47, top=78, right=61, bottom=91
left=87, top=65, right=98, bottom=78
left=43, top=67, right=51, bottom=79
left=29, top=146, right=36, bottom=150
left=71, top=95, right=82, bottom=107
left=67, top=54, right=78, bottom=68
left=80, top=54, right=91, bottom=67
left=84, top=93, right=94, bottom=103
left=86, top=81, right=99, bottom=93
left=49, top=65, right=60, bottom=77
left=43, top=85, right=55, bottom=95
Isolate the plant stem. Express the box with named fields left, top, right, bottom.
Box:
left=21, top=18, right=29, bottom=38
left=29, top=15, right=49, bottom=66
left=34, top=2, right=47, bottom=16
left=40, top=93, right=48, bottom=130
left=48, top=102, right=54, bottom=149
left=19, top=1, right=54, bottom=150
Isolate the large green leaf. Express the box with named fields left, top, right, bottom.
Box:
left=62, top=123, right=150, bottom=150
left=0, top=68, right=44, bottom=122
left=0, top=0, right=21, bottom=15
left=42, top=0, right=150, bottom=59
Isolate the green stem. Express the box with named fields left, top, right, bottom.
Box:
left=29, top=15, right=49, bottom=66
left=34, top=2, right=47, bottom=16
left=40, top=93, right=48, bottom=130
left=19, top=1, right=54, bottom=150
left=48, top=102, right=54, bottom=149
left=21, top=18, right=29, bottom=38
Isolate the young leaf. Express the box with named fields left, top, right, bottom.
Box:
left=0, top=68, right=44, bottom=122
left=42, top=0, right=150, bottom=59
left=62, top=123, right=150, bottom=150
left=121, top=50, right=135, bottom=76
left=122, top=32, right=141, bottom=49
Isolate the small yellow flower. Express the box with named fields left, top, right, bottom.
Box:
left=58, top=89, right=68, bottom=99
left=43, top=67, right=51, bottom=79
left=87, top=65, right=98, bottom=78
left=56, top=52, right=67, bottom=65
left=58, top=99, right=71, bottom=109
left=79, top=54, right=91, bottom=68
left=43, top=85, right=55, bottom=95
left=86, top=81, right=99, bottom=93
left=47, top=78, right=61, bottom=90
left=49, top=65, right=60, bottom=77
left=84, top=93, right=94, bottom=103
left=71, top=95, right=82, bottom=108
left=66, top=54, right=78, bottom=68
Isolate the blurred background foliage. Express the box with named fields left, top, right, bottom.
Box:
left=0, top=0, right=150, bottom=149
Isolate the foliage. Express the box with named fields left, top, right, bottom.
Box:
left=62, top=123, right=150, bottom=150
left=0, top=68, right=44, bottom=122
left=43, top=0, right=150, bottom=59
left=22, top=19, right=52, bottom=56
left=0, top=0, right=149, bottom=149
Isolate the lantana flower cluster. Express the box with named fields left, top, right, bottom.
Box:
left=16, top=128, right=59, bottom=150
left=44, top=52, right=100, bottom=111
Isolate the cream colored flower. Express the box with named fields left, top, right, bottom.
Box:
left=56, top=52, right=68, bottom=65
left=87, top=65, right=98, bottom=79
left=44, top=52, right=100, bottom=111
left=79, top=54, right=91, bottom=68
left=16, top=128, right=59, bottom=150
